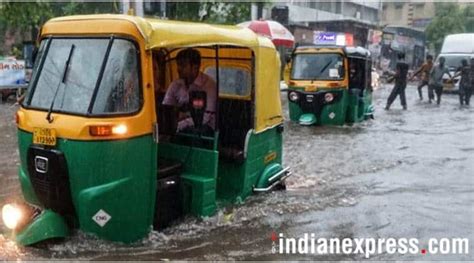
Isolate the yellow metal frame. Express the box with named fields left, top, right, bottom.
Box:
left=288, top=47, right=349, bottom=91
left=19, top=15, right=283, bottom=139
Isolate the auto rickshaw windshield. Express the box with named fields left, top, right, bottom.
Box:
left=25, top=37, right=141, bottom=115
left=291, top=53, right=344, bottom=80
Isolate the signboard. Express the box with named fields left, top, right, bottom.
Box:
left=0, top=59, right=26, bottom=87
left=313, top=32, right=354, bottom=46
left=314, top=32, right=338, bottom=45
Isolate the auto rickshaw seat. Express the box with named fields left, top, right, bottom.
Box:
left=157, top=157, right=183, bottom=179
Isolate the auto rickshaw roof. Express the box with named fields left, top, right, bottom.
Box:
left=46, top=14, right=274, bottom=50
left=294, top=44, right=371, bottom=59
left=344, top=46, right=371, bottom=58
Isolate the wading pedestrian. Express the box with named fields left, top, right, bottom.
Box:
left=428, top=57, right=452, bottom=105
left=410, top=55, right=433, bottom=100
left=385, top=53, right=409, bottom=110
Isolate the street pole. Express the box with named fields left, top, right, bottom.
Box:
left=161, top=0, right=166, bottom=18
left=257, top=2, right=263, bottom=19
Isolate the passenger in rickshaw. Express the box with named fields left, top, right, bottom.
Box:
left=349, top=62, right=363, bottom=88
left=162, top=48, right=217, bottom=133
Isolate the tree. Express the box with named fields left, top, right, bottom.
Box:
left=463, top=4, right=474, bottom=33
left=425, top=3, right=465, bottom=54
left=163, top=1, right=251, bottom=25
left=201, top=2, right=251, bottom=24
left=0, top=1, right=119, bottom=55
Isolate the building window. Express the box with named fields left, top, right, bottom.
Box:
left=415, top=3, right=424, bottom=11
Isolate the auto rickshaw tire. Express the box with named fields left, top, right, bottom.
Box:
left=274, top=181, right=287, bottom=191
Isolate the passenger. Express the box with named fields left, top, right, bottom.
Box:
left=428, top=57, right=452, bottom=105
left=410, top=54, right=433, bottom=100
left=385, top=52, right=409, bottom=110
left=349, top=62, right=363, bottom=88
left=162, top=48, right=217, bottom=131
left=452, top=59, right=472, bottom=106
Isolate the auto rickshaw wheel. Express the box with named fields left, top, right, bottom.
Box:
left=274, top=181, right=287, bottom=191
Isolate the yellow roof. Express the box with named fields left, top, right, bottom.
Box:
left=48, top=14, right=274, bottom=50
left=44, top=14, right=282, bottom=132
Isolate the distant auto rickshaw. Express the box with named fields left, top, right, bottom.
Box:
left=2, top=15, right=290, bottom=246
left=286, top=45, right=374, bottom=125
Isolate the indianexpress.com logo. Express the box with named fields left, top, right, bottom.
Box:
left=270, top=232, right=469, bottom=258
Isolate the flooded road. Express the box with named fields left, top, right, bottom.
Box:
left=0, top=84, right=473, bottom=260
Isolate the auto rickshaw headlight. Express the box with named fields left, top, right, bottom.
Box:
left=2, top=204, right=23, bottom=230
left=324, top=93, right=334, bottom=103
left=112, top=124, right=128, bottom=135
left=289, top=91, right=299, bottom=102
left=89, top=124, right=128, bottom=136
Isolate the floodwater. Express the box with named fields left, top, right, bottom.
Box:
left=0, top=84, right=473, bottom=260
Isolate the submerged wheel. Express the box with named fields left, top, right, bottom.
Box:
left=274, top=181, right=287, bottom=191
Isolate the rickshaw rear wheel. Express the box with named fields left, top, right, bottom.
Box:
left=274, top=181, right=287, bottom=191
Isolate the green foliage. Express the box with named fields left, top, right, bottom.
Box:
left=425, top=3, right=466, bottom=53
left=166, top=2, right=202, bottom=21
left=0, top=1, right=120, bottom=55
left=0, top=2, right=53, bottom=31
left=165, top=1, right=251, bottom=25
left=0, top=1, right=119, bottom=31
left=201, top=2, right=251, bottom=24
left=463, top=4, right=474, bottom=33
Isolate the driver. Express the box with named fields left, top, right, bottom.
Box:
left=162, top=48, right=217, bottom=131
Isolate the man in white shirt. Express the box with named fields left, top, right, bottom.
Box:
left=162, top=48, right=217, bottom=131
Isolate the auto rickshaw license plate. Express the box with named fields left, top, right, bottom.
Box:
left=33, top=128, right=57, bottom=146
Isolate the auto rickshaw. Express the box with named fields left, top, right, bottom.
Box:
left=2, top=14, right=290, bottom=246
left=286, top=45, right=374, bottom=126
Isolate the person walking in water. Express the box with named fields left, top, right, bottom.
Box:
left=452, top=59, right=472, bottom=106
left=428, top=57, right=452, bottom=105
left=410, top=54, right=433, bottom=100
left=385, top=52, right=409, bottom=110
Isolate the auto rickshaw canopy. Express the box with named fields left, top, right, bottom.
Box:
left=41, top=14, right=283, bottom=133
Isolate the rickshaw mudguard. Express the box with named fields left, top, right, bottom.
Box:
left=16, top=209, right=69, bottom=246
left=299, top=113, right=317, bottom=126
left=256, top=163, right=284, bottom=189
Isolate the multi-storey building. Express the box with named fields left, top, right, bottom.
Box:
left=381, top=1, right=435, bottom=30
left=267, top=0, right=382, bottom=47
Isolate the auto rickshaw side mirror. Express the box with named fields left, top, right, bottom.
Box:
left=189, top=90, right=207, bottom=129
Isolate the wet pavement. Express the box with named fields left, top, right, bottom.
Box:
left=0, top=84, right=473, bottom=260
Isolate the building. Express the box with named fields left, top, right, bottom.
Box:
left=267, top=1, right=383, bottom=47
left=381, top=1, right=435, bottom=30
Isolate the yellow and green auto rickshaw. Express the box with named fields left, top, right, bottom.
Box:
left=2, top=15, right=290, bottom=246
left=286, top=45, right=374, bottom=125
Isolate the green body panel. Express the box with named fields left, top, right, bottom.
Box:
left=217, top=127, right=283, bottom=202
left=288, top=87, right=304, bottom=121
left=289, top=100, right=304, bottom=122
left=15, top=127, right=284, bottom=244
left=16, top=209, right=69, bottom=246
left=288, top=87, right=373, bottom=126
left=157, top=142, right=218, bottom=217
left=319, top=89, right=348, bottom=125
left=18, top=168, right=40, bottom=206
left=363, top=90, right=374, bottom=118
left=17, top=130, right=156, bottom=244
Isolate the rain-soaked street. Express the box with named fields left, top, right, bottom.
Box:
left=0, top=83, right=473, bottom=260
